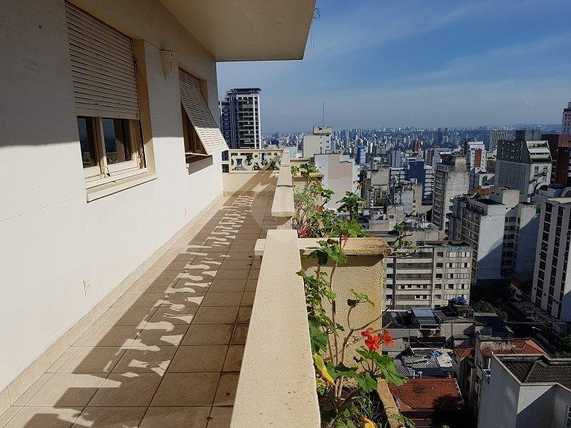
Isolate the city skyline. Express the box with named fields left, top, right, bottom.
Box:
left=218, top=0, right=571, bottom=133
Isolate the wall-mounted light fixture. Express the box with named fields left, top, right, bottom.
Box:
left=160, top=48, right=176, bottom=78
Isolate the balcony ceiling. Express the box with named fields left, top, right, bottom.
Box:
left=159, top=0, right=315, bottom=61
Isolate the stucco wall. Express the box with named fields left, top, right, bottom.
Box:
left=0, top=0, right=223, bottom=393
left=478, top=358, right=520, bottom=428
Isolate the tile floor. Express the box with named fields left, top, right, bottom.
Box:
left=0, top=189, right=277, bottom=428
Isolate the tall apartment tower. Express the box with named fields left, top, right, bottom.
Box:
left=219, top=88, right=262, bottom=149
left=432, top=155, right=469, bottom=234
left=465, top=141, right=486, bottom=172
left=562, top=102, right=571, bottom=134
left=531, top=197, right=571, bottom=321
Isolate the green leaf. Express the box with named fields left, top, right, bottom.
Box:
left=356, top=372, right=378, bottom=393
left=309, top=319, right=328, bottom=353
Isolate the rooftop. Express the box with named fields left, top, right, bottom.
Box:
left=480, top=338, right=546, bottom=358
left=389, top=378, right=463, bottom=412
left=500, top=355, right=571, bottom=389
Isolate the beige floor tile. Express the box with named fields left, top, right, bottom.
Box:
left=168, top=346, right=227, bottom=372
left=240, top=291, right=255, bottom=306
left=48, top=347, right=125, bottom=374
left=4, top=406, right=82, bottom=428
left=202, top=292, right=242, bottom=307
left=99, top=305, right=159, bottom=326
left=237, top=307, right=252, bottom=323
left=182, top=324, right=233, bottom=346
left=213, top=374, right=239, bottom=406
left=213, top=270, right=250, bottom=280
left=151, top=373, right=219, bottom=406
left=112, top=348, right=176, bottom=375
left=133, top=325, right=189, bottom=348
left=140, top=407, right=210, bottom=428
left=230, top=324, right=248, bottom=345
left=16, top=373, right=104, bottom=407
left=73, top=323, right=139, bottom=348
left=207, top=407, right=233, bottom=428
left=0, top=407, right=21, bottom=427
left=148, top=306, right=197, bottom=325
left=244, top=279, right=258, bottom=291
left=223, top=346, right=244, bottom=372
left=89, top=373, right=161, bottom=407
left=208, top=279, right=246, bottom=293
left=73, top=407, right=146, bottom=428
left=193, top=307, right=238, bottom=324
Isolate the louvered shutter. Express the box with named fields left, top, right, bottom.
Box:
left=180, top=70, right=229, bottom=154
left=65, top=2, right=140, bottom=120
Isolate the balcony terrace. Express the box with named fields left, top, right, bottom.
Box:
left=0, top=150, right=320, bottom=427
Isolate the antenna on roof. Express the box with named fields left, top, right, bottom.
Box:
left=322, top=102, right=326, bottom=128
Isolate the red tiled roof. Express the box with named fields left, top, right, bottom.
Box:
left=479, top=339, right=546, bottom=358
left=389, top=378, right=463, bottom=412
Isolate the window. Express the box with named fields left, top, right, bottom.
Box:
left=181, top=105, right=207, bottom=162
left=179, top=69, right=227, bottom=166
left=66, top=3, right=147, bottom=186
left=77, top=117, right=144, bottom=181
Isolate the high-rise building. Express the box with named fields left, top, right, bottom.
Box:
left=384, top=241, right=472, bottom=309
left=544, top=133, right=571, bottom=186
left=495, top=139, right=551, bottom=202
left=489, top=129, right=515, bottom=152
left=562, top=101, right=571, bottom=134
left=302, top=126, right=332, bottom=159
left=219, top=88, right=262, bottom=149
left=531, top=197, right=571, bottom=321
left=432, top=155, right=469, bottom=234
left=449, top=189, right=538, bottom=285
left=406, top=159, right=433, bottom=204
left=465, top=141, right=486, bottom=172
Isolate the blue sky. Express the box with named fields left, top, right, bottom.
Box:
left=217, top=0, right=571, bottom=133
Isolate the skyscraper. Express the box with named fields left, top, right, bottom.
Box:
left=219, top=88, right=262, bottom=149
left=432, top=155, right=469, bottom=234
left=563, top=102, right=571, bottom=134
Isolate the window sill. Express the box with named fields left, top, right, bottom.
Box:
left=86, top=171, right=157, bottom=202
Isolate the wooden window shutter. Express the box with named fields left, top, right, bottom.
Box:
left=179, top=69, right=229, bottom=154
left=65, top=2, right=140, bottom=120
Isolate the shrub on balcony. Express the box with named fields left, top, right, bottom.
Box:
left=300, top=237, right=410, bottom=428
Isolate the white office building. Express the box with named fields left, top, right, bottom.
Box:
left=302, top=126, right=332, bottom=159
left=384, top=242, right=472, bottom=310
left=314, top=153, right=358, bottom=211
left=496, top=139, right=552, bottom=202
left=450, top=189, right=538, bottom=285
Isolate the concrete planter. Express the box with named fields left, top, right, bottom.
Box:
left=299, top=237, right=391, bottom=357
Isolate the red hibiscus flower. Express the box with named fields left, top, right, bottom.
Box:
left=381, top=330, right=395, bottom=348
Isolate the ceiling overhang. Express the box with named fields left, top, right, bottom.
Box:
left=159, top=0, right=315, bottom=61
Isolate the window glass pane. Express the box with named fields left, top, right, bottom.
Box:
left=103, top=118, right=132, bottom=164
left=78, top=117, right=97, bottom=168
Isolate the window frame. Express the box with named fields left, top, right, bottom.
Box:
left=79, top=116, right=146, bottom=188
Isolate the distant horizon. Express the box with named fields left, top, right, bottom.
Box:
left=218, top=0, right=571, bottom=133
left=260, top=123, right=563, bottom=136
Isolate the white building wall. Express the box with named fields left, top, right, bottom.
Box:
left=0, top=0, right=223, bottom=392
left=315, top=154, right=357, bottom=211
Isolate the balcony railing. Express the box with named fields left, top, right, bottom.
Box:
left=222, top=149, right=283, bottom=173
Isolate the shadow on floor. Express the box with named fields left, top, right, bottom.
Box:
left=2, top=172, right=280, bottom=428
